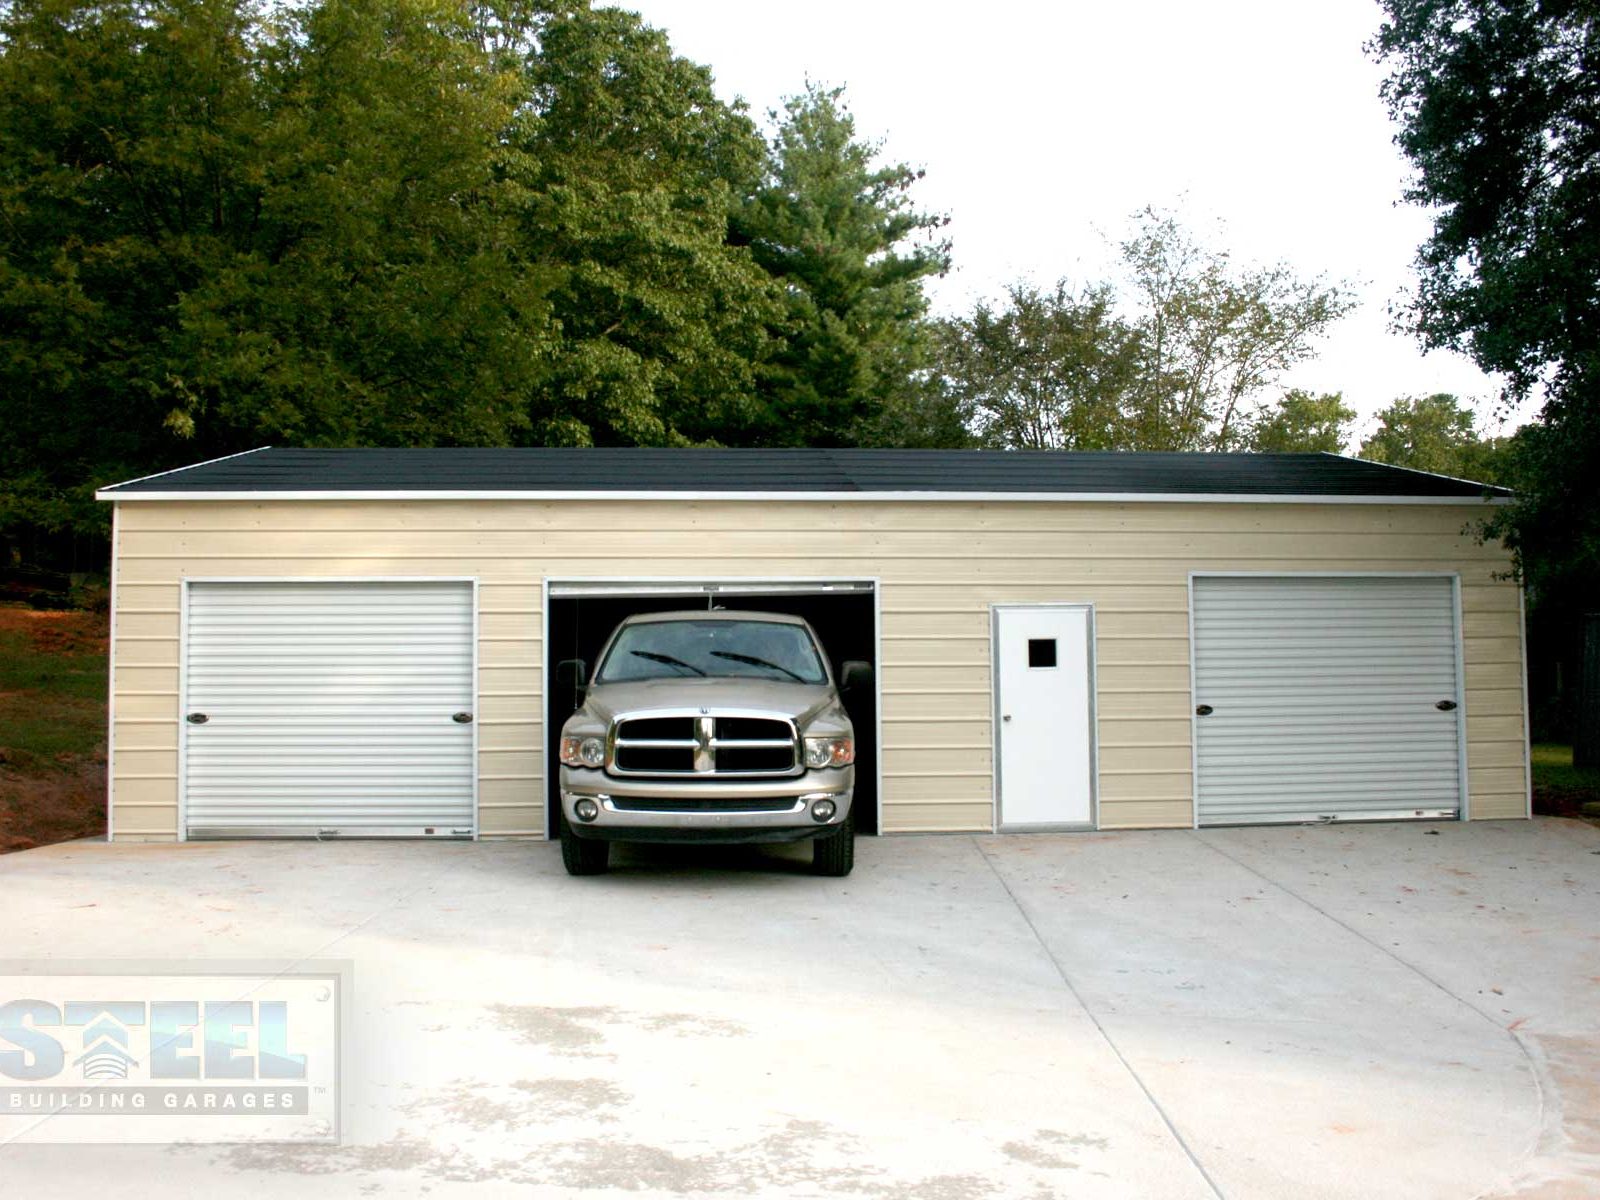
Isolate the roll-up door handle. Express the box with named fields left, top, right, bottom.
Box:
left=452, top=712, right=474, bottom=724
left=1195, top=704, right=1214, bottom=717
left=1435, top=700, right=1457, bottom=712
left=186, top=713, right=209, bottom=725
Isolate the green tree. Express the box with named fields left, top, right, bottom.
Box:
left=1120, top=208, right=1356, bottom=450
left=935, top=212, right=1355, bottom=453
left=0, top=0, right=271, bottom=536
left=1357, top=393, right=1506, bottom=481
left=937, top=282, right=1141, bottom=450
left=733, top=84, right=950, bottom=446
left=1372, top=0, right=1600, bottom=601
left=509, top=2, right=780, bottom=447
left=0, top=0, right=554, bottom=540
left=1250, top=390, right=1357, bottom=453
left=182, top=0, right=552, bottom=448
left=857, top=385, right=976, bottom=449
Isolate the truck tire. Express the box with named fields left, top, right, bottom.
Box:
left=810, top=813, right=854, bottom=877
left=560, top=813, right=610, bottom=876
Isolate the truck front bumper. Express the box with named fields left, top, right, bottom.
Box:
left=559, top=766, right=853, bottom=844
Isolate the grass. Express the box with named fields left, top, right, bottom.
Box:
left=0, top=605, right=108, bottom=851
left=0, top=627, right=108, bottom=760
left=1531, top=742, right=1600, bottom=819
left=1531, top=743, right=1600, bottom=790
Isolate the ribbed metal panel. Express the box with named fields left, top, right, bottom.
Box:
left=1194, top=576, right=1462, bottom=825
left=184, top=581, right=474, bottom=838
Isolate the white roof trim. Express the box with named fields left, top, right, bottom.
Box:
left=95, top=488, right=1511, bottom=505
left=96, top=446, right=272, bottom=492
left=1315, top=450, right=1505, bottom=494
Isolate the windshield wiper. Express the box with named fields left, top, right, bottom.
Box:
left=629, top=650, right=706, bottom=676
left=709, top=650, right=805, bottom=682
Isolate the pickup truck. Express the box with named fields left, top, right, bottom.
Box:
left=555, top=610, right=868, bottom=877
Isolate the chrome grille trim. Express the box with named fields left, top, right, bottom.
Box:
left=609, top=710, right=800, bottom=777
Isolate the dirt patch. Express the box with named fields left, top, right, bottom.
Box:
left=1000, top=1128, right=1110, bottom=1170
left=0, top=606, right=108, bottom=656
left=1531, top=745, right=1600, bottom=827
left=1491, top=1033, right=1600, bottom=1198
left=0, top=603, right=109, bottom=853
left=213, top=1114, right=997, bottom=1197
left=1534, top=786, right=1600, bottom=827
left=640, top=1011, right=749, bottom=1037
left=513, top=1077, right=631, bottom=1120
left=1539, top=1034, right=1600, bottom=1161
left=398, top=1078, right=631, bottom=1130
left=0, top=754, right=105, bottom=852
left=489, top=1004, right=618, bottom=1057
left=488, top=1004, right=750, bottom=1057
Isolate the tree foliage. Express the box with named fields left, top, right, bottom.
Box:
left=734, top=84, right=950, bottom=446
left=937, top=212, right=1354, bottom=453
left=0, top=0, right=553, bottom=537
left=1357, top=393, right=1506, bottom=481
left=1250, top=390, right=1356, bottom=453
left=940, top=283, right=1139, bottom=450
left=1373, top=0, right=1600, bottom=598
left=0, top=0, right=952, bottom=547
left=1119, top=209, right=1356, bottom=450
left=511, top=2, right=779, bottom=447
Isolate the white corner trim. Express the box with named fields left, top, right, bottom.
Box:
left=105, top=504, right=119, bottom=843
left=1518, top=585, right=1533, bottom=820
left=94, top=488, right=1513, bottom=506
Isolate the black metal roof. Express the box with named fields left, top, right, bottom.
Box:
left=98, top=447, right=1510, bottom=498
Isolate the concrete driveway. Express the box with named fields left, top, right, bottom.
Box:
left=1, top=819, right=1597, bottom=1199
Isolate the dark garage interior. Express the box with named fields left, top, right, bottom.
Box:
left=544, top=586, right=879, bottom=837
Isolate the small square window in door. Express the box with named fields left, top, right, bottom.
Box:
left=1028, top=638, right=1057, bottom=668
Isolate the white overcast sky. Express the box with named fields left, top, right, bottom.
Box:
left=626, top=0, right=1530, bottom=442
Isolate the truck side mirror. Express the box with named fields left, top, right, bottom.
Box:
left=556, top=658, right=587, bottom=700
left=840, top=660, right=872, bottom=692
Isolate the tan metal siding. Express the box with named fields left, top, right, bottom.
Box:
left=108, top=499, right=1526, bottom=840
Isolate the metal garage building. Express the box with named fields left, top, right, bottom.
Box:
left=95, top=447, right=1529, bottom=842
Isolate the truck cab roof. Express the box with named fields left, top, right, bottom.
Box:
left=614, top=609, right=811, bottom=627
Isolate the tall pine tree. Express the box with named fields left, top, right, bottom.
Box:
left=734, top=84, right=949, bottom=446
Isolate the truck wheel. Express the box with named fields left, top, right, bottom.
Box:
left=559, top=813, right=610, bottom=876
left=810, top=813, right=854, bottom=877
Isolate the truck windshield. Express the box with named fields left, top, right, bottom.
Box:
left=596, top=620, right=828, bottom=684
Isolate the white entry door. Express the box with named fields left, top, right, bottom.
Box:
left=183, top=580, right=477, bottom=838
left=994, top=605, right=1096, bottom=829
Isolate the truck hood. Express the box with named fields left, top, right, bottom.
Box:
left=580, top=677, right=842, bottom=730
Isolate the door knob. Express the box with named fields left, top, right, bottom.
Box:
left=186, top=713, right=209, bottom=725
left=1195, top=704, right=1214, bottom=716
left=1435, top=700, right=1457, bottom=711
left=452, top=712, right=474, bottom=724
left=1002, top=714, right=1012, bottom=722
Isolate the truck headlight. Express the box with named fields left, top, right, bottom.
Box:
left=560, top=735, right=606, bottom=768
left=803, top=736, right=855, bottom=769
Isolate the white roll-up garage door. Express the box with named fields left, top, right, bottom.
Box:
left=183, top=581, right=475, bottom=838
left=1193, top=575, right=1464, bottom=826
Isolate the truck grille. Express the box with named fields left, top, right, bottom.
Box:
left=611, top=714, right=798, bottom=777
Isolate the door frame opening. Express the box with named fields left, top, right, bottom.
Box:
left=990, top=602, right=1100, bottom=833
left=542, top=577, right=882, bottom=841
left=1186, top=570, right=1468, bottom=828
